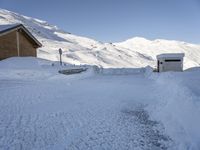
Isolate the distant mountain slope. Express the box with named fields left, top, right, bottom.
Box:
left=0, top=8, right=200, bottom=69
left=115, top=37, right=200, bottom=69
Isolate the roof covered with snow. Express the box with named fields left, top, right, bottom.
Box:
left=157, top=53, right=185, bottom=59
left=0, top=24, right=42, bottom=47
left=0, top=24, right=21, bottom=33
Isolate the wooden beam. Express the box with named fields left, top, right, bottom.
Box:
left=16, top=31, right=20, bottom=56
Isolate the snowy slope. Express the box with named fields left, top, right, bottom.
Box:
left=0, top=8, right=200, bottom=69
left=115, top=37, right=200, bottom=69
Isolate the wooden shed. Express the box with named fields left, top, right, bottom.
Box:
left=0, top=24, right=42, bottom=60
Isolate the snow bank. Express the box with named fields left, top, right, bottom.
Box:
left=146, top=72, right=200, bottom=149
left=49, top=67, right=95, bottom=81
left=0, top=57, right=72, bottom=69
left=93, top=66, right=146, bottom=75
left=0, top=57, right=53, bottom=80
left=0, top=57, right=43, bottom=69
left=0, top=57, right=95, bottom=81
left=185, top=67, right=200, bottom=72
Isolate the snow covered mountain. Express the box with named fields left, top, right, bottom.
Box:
left=0, top=8, right=200, bottom=69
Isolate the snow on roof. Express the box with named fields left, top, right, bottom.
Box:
left=157, top=53, right=185, bottom=59
left=0, top=23, right=42, bottom=47
left=0, top=24, right=21, bottom=33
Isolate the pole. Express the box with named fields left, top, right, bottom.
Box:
left=60, top=53, right=62, bottom=66
left=59, top=48, right=63, bottom=66
left=16, top=31, right=20, bottom=56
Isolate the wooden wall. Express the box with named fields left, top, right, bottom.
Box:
left=18, top=31, right=37, bottom=57
left=0, top=30, right=37, bottom=60
left=0, top=31, right=18, bottom=60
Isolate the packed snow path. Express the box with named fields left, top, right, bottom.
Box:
left=0, top=74, right=172, bottom=149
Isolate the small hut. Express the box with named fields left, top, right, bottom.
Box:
left=0, top=24, right=42, bottom=60
left=157, top=53, right=185, bottom=72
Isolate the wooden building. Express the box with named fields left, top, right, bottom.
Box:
left=0, top=24, right=42, bottom=60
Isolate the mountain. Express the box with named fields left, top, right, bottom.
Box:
left=115, top=37, right=200, bottom=69
left=0, top=8, right=200, bottom=69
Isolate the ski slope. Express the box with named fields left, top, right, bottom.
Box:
left=0, top=8, right=200, bottom=69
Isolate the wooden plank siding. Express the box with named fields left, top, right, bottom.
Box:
left=0, top=31, right=18, bottom=60
left=0, top=30, right=37, bottom=60
left=18, top=30, right=37, bottom=57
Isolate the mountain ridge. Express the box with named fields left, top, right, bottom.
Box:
left=0, top=8, right=200, bottom=69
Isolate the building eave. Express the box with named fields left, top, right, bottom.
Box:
left=0, top=24, right=42, bottom=48
left=157, top=53, right=185, bottom=59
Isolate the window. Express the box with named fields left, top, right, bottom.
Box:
left=165, top=59, right=181, bottom=62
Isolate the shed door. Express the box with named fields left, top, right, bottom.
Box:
left=163, top=60, right=182, bottom=71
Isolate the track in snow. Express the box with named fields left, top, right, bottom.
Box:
left=0, top=75, right=173, bottom=149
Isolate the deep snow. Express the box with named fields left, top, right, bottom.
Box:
left=0, top=57, right=200, bottom=149
left=0, top=58, right=172, bottom=150
left=146, top=70, right=200, bottom=149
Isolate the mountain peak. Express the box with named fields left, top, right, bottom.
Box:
left=125, top=37, right=151, bottom=43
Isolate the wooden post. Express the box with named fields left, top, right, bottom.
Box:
left=16, top=31, right=20, bottom=56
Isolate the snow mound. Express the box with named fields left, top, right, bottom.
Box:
left=0, top=57, right=44, bottom=69
left=146, top=72, right=200, bottom=149
left=0, top=57, right=95, bottom=81
left=0, top=57, right=56, bottom=80
left=94, top=67, right=145, bottom=75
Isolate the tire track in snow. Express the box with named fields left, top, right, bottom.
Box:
left=67, top=106, right=172, bottom=150
left=0, top=75, right=173, bottom=149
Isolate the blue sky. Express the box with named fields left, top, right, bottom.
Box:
left=1, top=0, right=200, bottom=43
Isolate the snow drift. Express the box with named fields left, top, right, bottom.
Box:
left=146, top=71, right=200, bottom=149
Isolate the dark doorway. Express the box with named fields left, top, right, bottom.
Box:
left=157, top=60, right=160, bottom=72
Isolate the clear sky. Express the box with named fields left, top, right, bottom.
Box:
left=0, top=0, right=200, bottom=43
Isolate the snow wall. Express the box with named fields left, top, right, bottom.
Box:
left=146, top=71, right=200, bottom=150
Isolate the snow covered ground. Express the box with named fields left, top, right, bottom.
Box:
left=0, top=57, right=200, bottom=149
left=146, top=70, right=200, bottom=150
